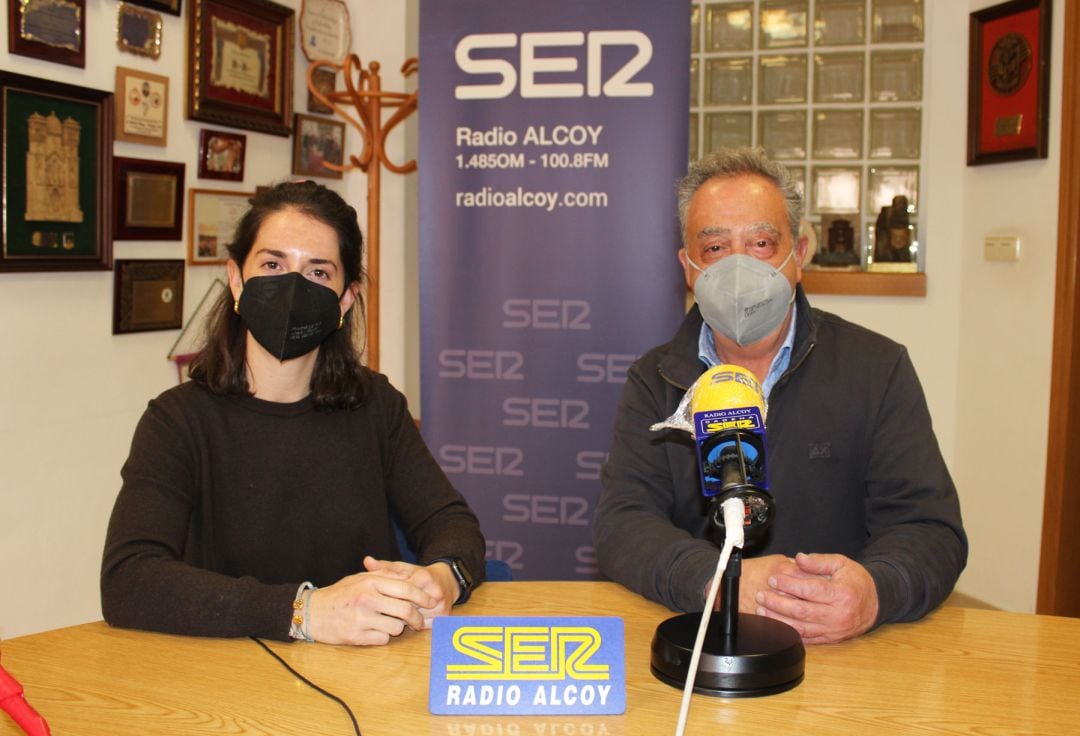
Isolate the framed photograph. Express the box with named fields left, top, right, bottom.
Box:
left=122, top=0, right=181, bottom=16
left=115, top=67, right=169, bottom=146
left=113, top=157, right=185, bottom=241
left=307, top=67, right=335, bottom=114
left=198, top=129, right=247, bottom=181
left=188, top=188, right=253, bottom=264
left=292, top=113, right=345, bottom=179
left=117, top=3, right=163, bottom=59
left=0, top=71, right=113, bottom=273
left=8, top=0, right=86, bottom=67
left=186, top=0, right=295, bottom=137
left=113, top=259, right=186, bottom=334
left=967, top=0, right=1052, bottom=165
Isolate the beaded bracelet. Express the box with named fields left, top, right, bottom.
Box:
left=288, top=581, right=317, bottom=642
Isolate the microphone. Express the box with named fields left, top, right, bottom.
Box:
left=689, top=365, right=775, bottom=539
left=650, top=364, right=804, bottom=706
left=0, top=650, right=50, bottom=736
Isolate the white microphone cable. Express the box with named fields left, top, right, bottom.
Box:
left=674, top=496, right=746, bottom=736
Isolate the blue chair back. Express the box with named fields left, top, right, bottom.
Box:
left=393, top=522, right=512, bottom=582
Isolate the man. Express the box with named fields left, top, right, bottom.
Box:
left=593, top=148, right=966, bottom=644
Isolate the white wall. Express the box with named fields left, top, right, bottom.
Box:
left=811, top=0, right=1064, bottom=613
left=0, top=0, right=415, bottom=639
left=0, top=0, right=1064, bottom=638
left=949, top=1, right=1063, bottom=611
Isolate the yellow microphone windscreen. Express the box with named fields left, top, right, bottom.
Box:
left=690, top=364, right=765, bottom=417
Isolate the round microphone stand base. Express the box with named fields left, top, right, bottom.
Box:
left=650, top=612, right=805, bottom=698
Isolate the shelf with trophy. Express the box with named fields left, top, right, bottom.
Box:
left=690, top=0, right=928, bottom=298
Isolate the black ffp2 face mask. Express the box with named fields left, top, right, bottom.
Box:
left=237, top=272, right=342, bottom=361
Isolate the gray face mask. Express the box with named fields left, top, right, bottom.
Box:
left=686, top=250, right=796, bottom=347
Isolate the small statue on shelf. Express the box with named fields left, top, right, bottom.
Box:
left=873, top=195, right=913, bottom=263
left=812, top=217, right=860, bottom=267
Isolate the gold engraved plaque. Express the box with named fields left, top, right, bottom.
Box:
left=19, top=0, right=82, bottom=52
left=993, top=114, right=1023, bottom=137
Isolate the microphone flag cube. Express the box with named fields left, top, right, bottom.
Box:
left=691, top=365, right=768, bottom=498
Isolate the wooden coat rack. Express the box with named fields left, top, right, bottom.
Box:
left=307, top=55, right=418, bottom=371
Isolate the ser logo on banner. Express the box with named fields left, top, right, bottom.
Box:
left=455, top=31, right=654, bottom=99
left=429, top=616, right=625, bottom=715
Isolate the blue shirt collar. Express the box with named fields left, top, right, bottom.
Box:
left=696, top=306, right=797, bottom=400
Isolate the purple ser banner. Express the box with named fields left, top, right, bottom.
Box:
left=419, top=0, right=690, bottom=580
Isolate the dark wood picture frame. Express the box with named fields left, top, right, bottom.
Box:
left=292, top=112, right=345, bottom=179
left=113, top=157, right=186, bottom=241
left=0, top=71, right=113, bottom=273
left=187, top=187, right=254, bottom=264
left=186, top=0, right=295, bottom=137
left=8, top=0, right=87, bottom=67
left=121, top=0, right=181, bottom=17
left=967, top=0, right=1052, bottom=165
left=307, top=67, right=335, bottom=114
left=197, top=128, right=247, bottom=180
left=113, top=259, right=186, bottom=334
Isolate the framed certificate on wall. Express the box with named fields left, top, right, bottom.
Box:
left=186, top=0, right=294, bottom=136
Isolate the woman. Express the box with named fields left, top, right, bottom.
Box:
left=101, top=181, right=485, bottom=645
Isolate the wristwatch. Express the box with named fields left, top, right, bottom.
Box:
left=432, top=557, right=474, bottom=605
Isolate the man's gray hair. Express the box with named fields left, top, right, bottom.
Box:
left=677, top=147, right=803, bottom=245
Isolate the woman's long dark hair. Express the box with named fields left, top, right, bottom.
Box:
left=187, top=180, right=370, bottom=409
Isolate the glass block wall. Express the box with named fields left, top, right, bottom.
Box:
left=690, top=0, right=926, bottom=272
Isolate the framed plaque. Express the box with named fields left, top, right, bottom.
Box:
left=307, top=67, right=335, bottom=114
left=117, top=3, right=163, bottom=59
left=113, top=259, right=185, bottom=334
left=292, top=113, right=345, bottom=178
left=198, top=128, right=246, bottom=181
left=0, top=71, right=112, bottom=273
left=186, top=0, right=295, bottom=137
left=122, top=0, right=181, bottom=16
left=188, top=188, right=253, bottom=264
left=115, top=67, right=169, bottom=146
left=299, top=0, right=351, bottom=64
left=967, top=0, right=1051, bottom=165
left=113, top=157, right=185, bottom=241
left=8, top=0, right=86, bottom=67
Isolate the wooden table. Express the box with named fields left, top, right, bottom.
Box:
left=2, top=581, right=1078, bottom=735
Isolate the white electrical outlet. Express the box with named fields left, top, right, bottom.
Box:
left=984, top=235, right=1021, bottom=262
